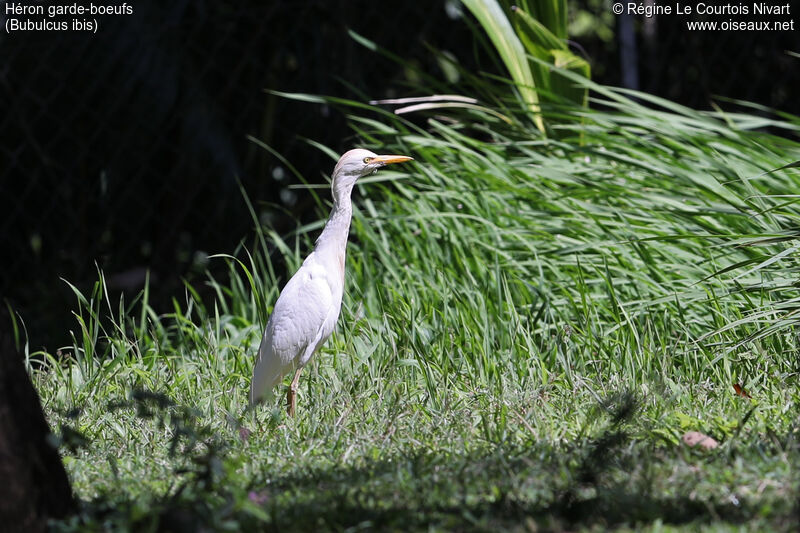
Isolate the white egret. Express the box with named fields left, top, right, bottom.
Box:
left=250, top=148, right=413, bottom=415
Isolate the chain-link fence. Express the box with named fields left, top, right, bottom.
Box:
left=1, top=1, right=797, bottom=346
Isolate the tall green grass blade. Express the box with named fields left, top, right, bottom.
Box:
left=461, top=0, right=544, bottom=131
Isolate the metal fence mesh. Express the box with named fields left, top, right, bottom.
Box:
left=1, top=0, right=797, bottom=344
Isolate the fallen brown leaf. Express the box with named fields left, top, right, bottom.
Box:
left=733, top=383, right=751, bottom=399
left=682, top=431, right=719, bottom=450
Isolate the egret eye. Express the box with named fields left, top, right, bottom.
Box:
left=363, top=157, right=373, bottom=164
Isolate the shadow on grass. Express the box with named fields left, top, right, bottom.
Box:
left=54, top=390, right=795, bottom=531
left=255, top=392, right=754, bottom=531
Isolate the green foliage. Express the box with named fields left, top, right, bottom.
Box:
left=460, top=0, right=543, bottom=130
left=16, top=29, right=800, bottom=529
left=568, top=0, right=615, bottom=42
left=24, top=80, right=800, bottom=529
left=460, top=0, right=591, bottom=133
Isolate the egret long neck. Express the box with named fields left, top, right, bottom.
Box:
left=314, top=198, right=353, bottom=257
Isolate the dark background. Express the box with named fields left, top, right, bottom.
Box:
left=1, top=1, right=798, bottom=349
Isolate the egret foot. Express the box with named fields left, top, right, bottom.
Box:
left=286, top=367, right=303, bottom=417
left=286, top=387, right=294, bottom=417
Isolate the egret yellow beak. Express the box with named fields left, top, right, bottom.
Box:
left=372, top=155, right=413, bottom=166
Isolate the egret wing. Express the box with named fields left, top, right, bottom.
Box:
left=249, top=258, right=334, bottom=404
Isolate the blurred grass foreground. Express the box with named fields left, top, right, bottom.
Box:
left=19, top=6, right=800, bottom=532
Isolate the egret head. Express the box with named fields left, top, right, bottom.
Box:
left=331, top=148, right=413, bottom=202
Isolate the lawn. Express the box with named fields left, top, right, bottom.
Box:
left=29, top=78, right=800, bottom=531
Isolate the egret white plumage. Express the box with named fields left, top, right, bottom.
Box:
left=250, top=148, right=413, bottom=415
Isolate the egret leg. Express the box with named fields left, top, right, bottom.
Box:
left=287, top=367, right=303, bottom=417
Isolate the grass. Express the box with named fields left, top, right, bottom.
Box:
left=21, top=72, right=800, bottom=530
